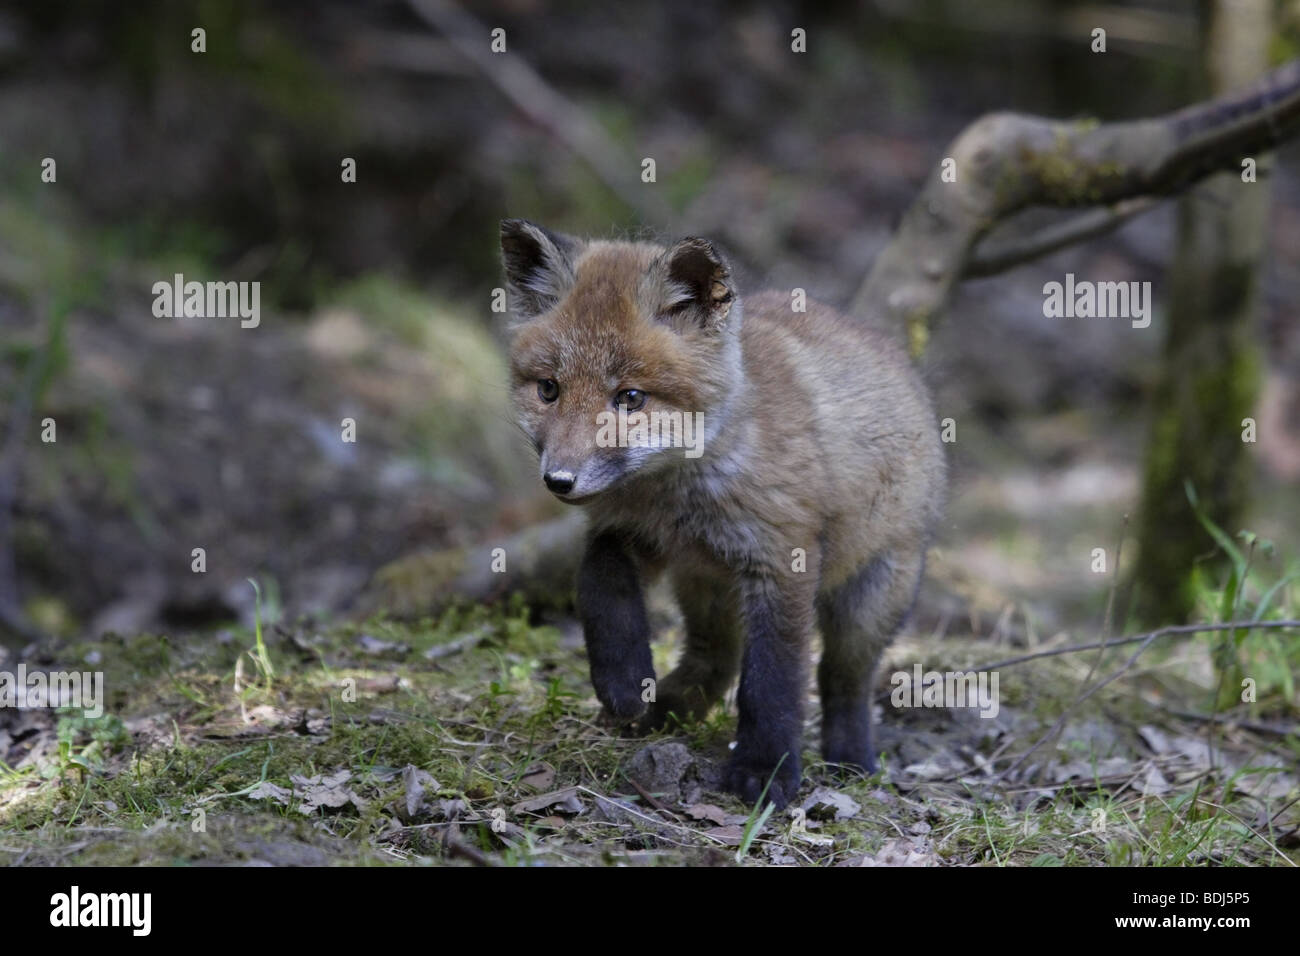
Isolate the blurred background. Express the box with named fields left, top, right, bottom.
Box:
left=1, top=0, right=1298, bottom=648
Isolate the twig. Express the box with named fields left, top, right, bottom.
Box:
left=626, top=777, right=680, bottom=821
left=1089, top=516, right=1129, bottom=685
left=442, top=831, right=495, bottom=867
left=997, top=629, right=1161, bottom=780
left=573, top=786, right=736, bottom=846
left=423, top=625, right=492, bottom=660
left=406, top=0, right=673, bottom=225
left=1016, top=518, right=1131, bottom=784
left=964, top=198, right=1159, bottom=277
left=973, top=619, right=1300, bottom=672
left=1192, top=798, right=1298, bottom=866
left=994, top=618, right=1300, bottom=781
left=1160, top=706, right=1299, bottom=739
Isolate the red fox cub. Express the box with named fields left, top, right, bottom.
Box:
left=501, top=219, right=946, bottom=808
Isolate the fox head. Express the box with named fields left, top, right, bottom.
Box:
left=501, top=219, right=742, bottom=502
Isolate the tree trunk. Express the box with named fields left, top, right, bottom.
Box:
left=1132, top=0, right=1273, bottom=624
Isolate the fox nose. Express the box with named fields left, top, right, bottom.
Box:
left=544, top=470, right=576, bottom=495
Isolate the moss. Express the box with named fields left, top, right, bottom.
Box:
left=1020, top=131, right=1127, bottom=206
left=1133, top=258, right=1262, bottom=625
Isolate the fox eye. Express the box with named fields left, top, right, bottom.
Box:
left=615, top=389, right=646, bottom=411
left=537, top=379, right=559, bottom=403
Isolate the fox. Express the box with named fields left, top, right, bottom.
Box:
left=500, top=219, right=946, bottom=808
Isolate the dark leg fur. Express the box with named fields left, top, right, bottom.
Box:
left=722, top=572, right=816, bottom=809
left=641, top=571, right=743, bottom=732
left=577, top=532, right=656, bottom=723
left=816, top=551, right=925, bottom=773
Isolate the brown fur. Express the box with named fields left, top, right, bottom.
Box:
left=502, top=220, right=946, bottom=807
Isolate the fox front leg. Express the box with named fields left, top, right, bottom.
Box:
left=723, top=571, right=816, bottom=809
left=577, top=532, right=656, bottom=723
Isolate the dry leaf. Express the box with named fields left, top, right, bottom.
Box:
left=512, top=787, right=585, bottom=815
left=401, top=765, right=439, bottom=819
left=705, top=824, right=745, bottom=846
left=291, top=769, right=367, bottom=814
left=357, top=634, right=408, bottom=656
left=801, top=787, right=861, bottom=822
left=683, top=803, right=729, bottom=826
left=856, top=837, right=939, bottom=866
left=520, top=762, right=556, bottom=792
left=247, top=781, right=291, bottom=804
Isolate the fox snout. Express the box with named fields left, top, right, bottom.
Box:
left=537, top=449, right=616, bottom=502
left=542, top=468, right=575, bottom=495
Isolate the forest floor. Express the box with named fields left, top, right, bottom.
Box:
left=2, top=570, right=1298, bottom=867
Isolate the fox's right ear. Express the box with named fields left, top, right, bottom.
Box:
left=500, top=219, right=580, bottom=320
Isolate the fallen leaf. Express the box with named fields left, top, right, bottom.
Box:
left=765, top=844, right=798, bottom=864
left=512, top=787, right=585, bottom=815
left=436, top=798, right=469, bottom=820
left=247, top=781, right=291, bottom=804
left=902, top=758, right=957, bottom=780
left=520, top=762, right=556, bottom=792
left=401, top=765, right=439, bottom=819
left=1138, top=725, right=1172, bottom=755
left=244, top=705, right=295, bottom=729
left=790, top=830, right=834, bottom=847
left=1136, top=762, right=1170, bottom=795
left=705, top=824, right=745, bottom=846
left=683, top=803, right=729, bottom=826
left=801, top=787, right=861, bottom=821
left=855, top=837, right=939, bottom=866
left=1172, top=736, right=1213, bottom=770
left=291, top=769, right=367, bottom=814
left=357, top=634, right=409, bottom=656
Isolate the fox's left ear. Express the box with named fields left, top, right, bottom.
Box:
left=653, top=237, right=736, bottom=332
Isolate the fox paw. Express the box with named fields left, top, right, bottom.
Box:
left=597, top=688, right=648, bottom=725
left=723, top=751, right=801, bottom=810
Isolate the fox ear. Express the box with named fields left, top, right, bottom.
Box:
left=500, top=219, right=580, bottom=319
left=655, top=237, right=735, bottom=332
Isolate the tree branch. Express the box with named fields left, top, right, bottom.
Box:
left=852, top=58, right=1300, bottom=348
left=964, top=196, right=1159, bottom=277
left=406, top=0, right=674, bottom=225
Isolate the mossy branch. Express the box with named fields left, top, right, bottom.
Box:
left=851, top=58, right=1300, bottom=342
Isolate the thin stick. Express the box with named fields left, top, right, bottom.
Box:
left=1160, top=707, right=1298, bottom=738
left=626, top=777, right=680, bottom=820
left=972, top=619, right=1300, bottom=672
left=964, top=198, right=1160, bottom=277
left=406, top=0, right=672, bottom=225
left=443, top=831, right=495, bottom=866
